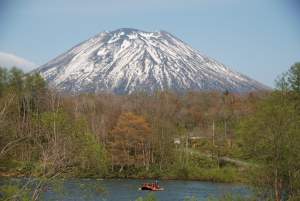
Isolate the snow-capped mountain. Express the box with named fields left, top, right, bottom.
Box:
left=37, top=28, right=268, bottom=94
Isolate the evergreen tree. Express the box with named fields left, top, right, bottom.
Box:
left=288, top=62, right=300, bottom=93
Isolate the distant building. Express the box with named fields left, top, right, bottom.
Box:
left=174, top=138, right=181, bottom=145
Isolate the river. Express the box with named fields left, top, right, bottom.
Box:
left=39, top=179, right=250, bottom=201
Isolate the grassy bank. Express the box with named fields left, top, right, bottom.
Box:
left=0, top=157, right=246, bottom=183
left=106, top=166, right=244, bottom=183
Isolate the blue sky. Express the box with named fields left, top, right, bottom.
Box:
left=0, top=0, right=299, bottom=87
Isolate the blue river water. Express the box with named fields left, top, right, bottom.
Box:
left=41, top=179, right=250, bottom=201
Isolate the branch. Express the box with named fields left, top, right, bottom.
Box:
left=0, top=137, right=29, bottom=159
left=0, top=94, right=15, bottom=121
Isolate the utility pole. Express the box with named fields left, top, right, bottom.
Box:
left=212, top=120, right=215, bottom=146
left=224, top=120, right=227, bottom=139
left=211, top=120, right=215, bottom=161
left=185, top=132, right=189, bottom=167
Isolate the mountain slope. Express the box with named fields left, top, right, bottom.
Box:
left=37, top=28, right=268, bottom=94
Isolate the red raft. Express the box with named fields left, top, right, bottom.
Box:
left=139, top=182, right=164, bottom=191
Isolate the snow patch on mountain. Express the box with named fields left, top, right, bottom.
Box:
left=36, top=28, right=268, bottom=94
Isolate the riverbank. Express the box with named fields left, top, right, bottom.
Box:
left=106, top=167, right=246, bottom=183
left=0, top=165, right=246, bottom=184
left=1, top=149, right=249, bottom=184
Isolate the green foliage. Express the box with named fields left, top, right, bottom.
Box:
left=1, top=63, right=300, bottom=200
left=238, top=63, right=300, bottom=200
left=0, top=184, right=32, bottom=201
left=75, top=131, right=108, bottom=177
left=287, top=62, right=300, bottom=93
left=7, top=67, right=24, bottom=94
left=33, top=111, right=108, bottom=177
left=0, top=67, right=8, bottom=96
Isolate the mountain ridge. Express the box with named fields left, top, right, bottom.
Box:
left=36, top=28, right=269, bottom=94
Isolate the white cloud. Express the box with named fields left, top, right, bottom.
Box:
left=0, top=52, right=37, bottom=72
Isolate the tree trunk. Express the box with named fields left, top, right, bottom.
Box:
left=119, top=165, right=124, bottom=173
left=274, top=168, right=282, bottom=201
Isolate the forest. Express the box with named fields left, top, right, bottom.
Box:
left=0, top=63, right=300, bottom=201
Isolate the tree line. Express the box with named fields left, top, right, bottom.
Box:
left=0, top=63, right=300, bottom=201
